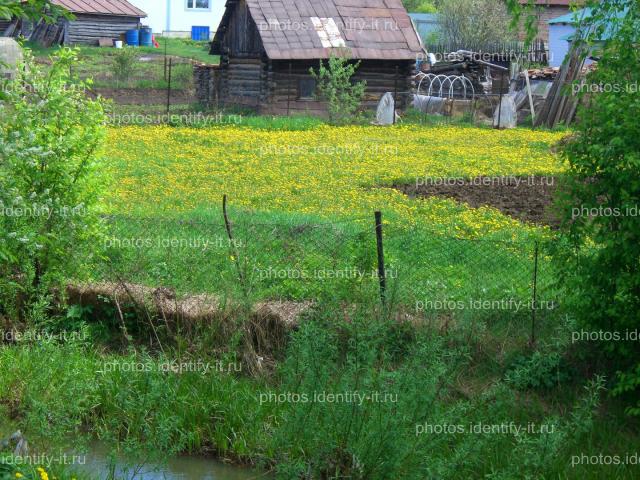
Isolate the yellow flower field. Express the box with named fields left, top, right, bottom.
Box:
left=104, top=124, right=567, bottom=238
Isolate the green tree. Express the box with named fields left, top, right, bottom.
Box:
left=310, top=50, right=366, bottom=124
left=512, top=0, right=640, bottom=415
left=0, top=0, right=67, bottom=23
left=439, top=0, right=515, bottom=45
left=402, top=0, right=437, bottom=14
left=0, top=48, right=107, bottom=319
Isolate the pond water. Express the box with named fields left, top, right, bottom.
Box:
left=77, top=446, right=269, bottom=480
left=2, top=426, right=270, bottom=480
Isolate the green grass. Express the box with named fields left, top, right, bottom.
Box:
left=1, top=315, right=639, bottom=479
left=25, top=37, right=218, bottom=64
left=24, top=37, right=214, bottom=91
left=140, top=37, right=218, bottom=64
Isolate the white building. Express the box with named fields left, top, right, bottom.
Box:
left=128, top=0, right=225, bottom=39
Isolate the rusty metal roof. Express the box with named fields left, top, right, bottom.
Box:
left=53, top=0, right=146, bottom=17
left=215, top=0, right=424, bottom=60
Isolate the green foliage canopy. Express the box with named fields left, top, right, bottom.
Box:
left=0, top=48, right=106, bottom=316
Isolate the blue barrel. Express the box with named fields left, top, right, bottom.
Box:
left=191, top=26, right=210, bottom=41
left=125, top=29, right=139, bottom=46
left=139, top=27, right=153, bottom=47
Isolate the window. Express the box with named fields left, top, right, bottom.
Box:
left=298, top=78, right=317, bottom=100
left=186, top=0, right=211, bottom=10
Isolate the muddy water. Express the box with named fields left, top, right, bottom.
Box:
left=0, top=423, right=268, bottom=480
left=78, top=444, right=270, bottom=480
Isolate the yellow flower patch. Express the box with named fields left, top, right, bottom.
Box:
left=104, top=124, right=567, bottom=238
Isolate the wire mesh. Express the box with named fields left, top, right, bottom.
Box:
left=92, top=213, right=559, bottom=326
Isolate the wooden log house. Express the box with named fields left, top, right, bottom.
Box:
left=6, top=0, right=147, bottom=47
left=209, top=0, right=425, bottom=115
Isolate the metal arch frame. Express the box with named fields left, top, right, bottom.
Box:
left=415, top=72, right=476, bottom=100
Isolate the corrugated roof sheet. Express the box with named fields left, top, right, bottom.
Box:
left=550, top=7, right=625, bottom=40
left=53, top=0, right=146, bottom=17
left=217, top=0, right=424, bottom=60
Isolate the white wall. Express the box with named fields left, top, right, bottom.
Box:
left=129, top=0, right=226, bottom=38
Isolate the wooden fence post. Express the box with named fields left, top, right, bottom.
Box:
left=287, top=62, right=292, bottom=117
left=393, top=65, right=399, bottom=125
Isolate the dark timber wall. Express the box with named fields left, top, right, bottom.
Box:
left=202, top=58, right=415, bottom=115
left=214, top=0, right=265, bottom=107
left=0, top=20, right=13, bottom=35
left=265, top=60, right=414, bottom=116
left=64, top=14, right=141, bottom=45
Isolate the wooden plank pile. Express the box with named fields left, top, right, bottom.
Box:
left=29, top=20, right=66, bottom=47
left=534, top=45, right=588, bottom=128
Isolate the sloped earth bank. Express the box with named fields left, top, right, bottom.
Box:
left=393, top=176, right=560, bottom=227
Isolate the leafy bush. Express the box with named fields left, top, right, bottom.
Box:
left=439, top=0, right=514, bottom=45
left=0, top=48, right=106, bottom=319
left=310, top=50, right=366, bottom=124
left=505, top=351, right=568, bottom=390
left=0, top=313, right=611, bottom=478
left=270, top=314, right=458, bottom=478
left=111, top=47, right=140, bottom=86
left=554, top=0, right=640, bottom=415
left=402, top=0, right=437, bottom=14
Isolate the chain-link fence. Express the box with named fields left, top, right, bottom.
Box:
left=69, top=45, right=210, bottom=123
left=78, top=207, right=559, bottom=345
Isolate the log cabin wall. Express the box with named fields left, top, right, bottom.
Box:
left=0, top=20, right=12, bottom=35
left=216, top=0, right=266, bottom=108
left=64, top=14, right=141, bottom=45
left=261, top=60, right=415, bottom=116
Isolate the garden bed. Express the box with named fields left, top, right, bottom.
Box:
left=393, top=175, right=560, bottom=227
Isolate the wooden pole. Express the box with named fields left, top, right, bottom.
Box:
left=496, top=69, right=505, bottom=129
left=393, top=65, right=399, bottom=125
left=287, top=62, right=292, bottom=117
left=223, top=195, right=247, bottom=299
left=523, top=69, right=536, bottom=125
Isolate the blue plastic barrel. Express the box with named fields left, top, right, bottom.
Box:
left=139, top=27, right=153, bottom=47
left=125, top=29, right=139, bottom=46
left=191, top=26, right=210, bottom=41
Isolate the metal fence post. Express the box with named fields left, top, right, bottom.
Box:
left=164, top=37, right=168, bottom=80
left=166, top=58, right=172, bottom=117
left=374, top=211, right=387, bottom=306
left=531, top=240, right=539, bottom=346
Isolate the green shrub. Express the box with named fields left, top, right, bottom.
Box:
left=111, top=47, right=140, bottom=87
left=505, top=350, right=569, bottom=390
left=554, top=0, right=640, bottom=415
left=0, top=48, right=106, bottom=319
left=310, top=50, right=366, bottom=124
